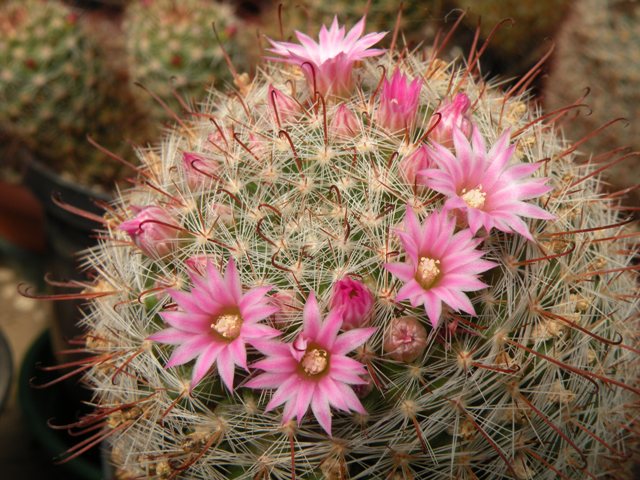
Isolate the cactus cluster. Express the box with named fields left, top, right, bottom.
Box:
left=53, top=15, right=639, bottom=480
left=544, top=0, right=640, bottom=204
left=123, top=0, right=247, bottom=125
left=0, top=0, right=146, bottom=187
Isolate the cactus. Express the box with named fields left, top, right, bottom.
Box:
left=49, top=14, right=639, bottom=480
left=0, top=0, right=147, bottom=187
left=544, top=0, right=640, bottom=206
left=123, top=0, right=248, bottom=125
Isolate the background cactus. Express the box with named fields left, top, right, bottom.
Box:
left=544, top=0, right=640, bottom=206
left=123, top=0, right=249, bottom=126
left=50, top=15, right=639, bottom=480
left=0, top=0, right=147, bottom=188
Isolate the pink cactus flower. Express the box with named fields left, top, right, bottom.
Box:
left=376, top=69, right=422, bottom=132
left=329, top=277, right=374, bottom=330
left=385, top=207, right=496, bottom=328
left=149, top=259, right=280, bottom=390
left=119, top=206, right=179, bottom=258
left=330, top=104, right=360, bottom=139
left=399, top=144, right=431, bottom=186
left=428, top=93, right=472, bottom=148
left=421, top=127, right=555, bottom=240
left=267, top=16, right=386, bottom=97
left=182, top=152, right=218, bottom=188
left=268, top=85, right=300, bottom=125
left=246, top=292, right=375, bottom=435
left=384, top=316, right=427, bottom=363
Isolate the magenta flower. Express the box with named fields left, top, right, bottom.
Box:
left=329, top=277, right=374, bottom=330
left=268, top=85, right=300, bottom=125
left=149, top=259, right=280, bottom=390
left=428, top=93, right=472, bottom=148
left=421, top=127, right=554, bottom=240
left=246, top=293, right=375, bottom=435
left=267, top=16, right=386, bottom=96
left=376, top=69, right=422, bottom=132
left=119, top=206, right=179, bottom=258
left=399, top=144, right=431, bottom=186
left=385, top=207, right=496, bottom=328
left=329, top=103, right=360, bottom=139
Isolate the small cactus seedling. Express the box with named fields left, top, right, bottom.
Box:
left=0, top=0, right=147, bottom=187
left=41, top=13, right=639, bottom=479
left=123, top=0, right=249, bottom=126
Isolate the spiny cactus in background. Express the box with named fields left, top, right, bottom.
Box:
left=452, top=0, right=571, bottom=77
left=0, top=0, right=147, bottom=187
left=46, top=14, right=640, bottom=480
left=545, top=0, right=640, bottom=207
left=260, top=0, right=445, bottom=50
left=123, top=0, right=248, bottom=126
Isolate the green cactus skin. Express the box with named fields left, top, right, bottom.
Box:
left=0, top=0, right=147, bottom=188
left=49, top=22, right=639, bottom=480
left=544, top=0, right=640, bottom=206
left=123, top=0, right=249, bottom=126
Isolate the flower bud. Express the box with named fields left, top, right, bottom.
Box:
left=270, top=289, right=301, bottom=329
left=329, top=103, right=360, bottom=139
left=399, top=144, right=431, bottom=186
left=182, top=152, right=218, bottom=188
left=429, top=93, right=472, bottom=148
left=268, top=85, right=300, bottom=125
left=376, top=69, right=421, bottom=132
left=119, top=206, right=179, bottom=258
left=329, top=277, right=374, bottom=330
left=384, top=316, right=427, bottom=363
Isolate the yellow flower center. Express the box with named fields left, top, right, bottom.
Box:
left=301, top=348, right=329, bottom=376
left=210, top=314, right=242, bottom=340
left=416, top=257, right=441, bottom=289
left=461, top=185, right=486, bottom=209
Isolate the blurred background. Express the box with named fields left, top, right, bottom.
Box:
left=0, top=0, right=638, bottom=478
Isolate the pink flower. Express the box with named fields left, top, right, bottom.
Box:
left=267, top=16, right=386, bottom=97
left=421, top=127, right=555, bottom=240
left=329, top=104, right=360, bottom=139
left=384, top=207, right=496, bottom=328
left=329, top=277, right=374, bottom=330
left=376, top=69, right=422, bottom=132
left=399, top=144, right=431, bottom=186
left=182, top=152, right=218, bottom=188
left=384, top=316, right=427, bottom=363
left=268, top=85, right=300, bottom=125
left=428, top=93, right=472, bottom=148
left=149, top=259, right=280, bottom=390
left=119, top=206, right=179, bottom=258
left=247, top=292, right=375, bottom=435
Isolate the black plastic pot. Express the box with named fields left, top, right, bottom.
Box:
left=19, top=330, right=104, bottom=480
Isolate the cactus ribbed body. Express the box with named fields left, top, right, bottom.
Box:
left=61, top=18, right=638, bottom=480
left=124, top=0, right=246, bottom=125
left=0, top=0, right=144, bottom=186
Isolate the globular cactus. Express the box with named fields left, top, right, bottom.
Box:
left=123, top=0, right=248, bottom=125
left=0, top=0, right=146, bottom=187
left=544, top=0, right=640, bottom=206
left=52, top=14, right=639, bottom=479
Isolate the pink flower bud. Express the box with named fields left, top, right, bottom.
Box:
left=185, top=254, right=218, bottom=276
left=329, top=277, right=374, bottom=330
left=182, top=152, right=218, bottom=188
left=376, top=69, right=422, bottom=132
left=429, top=93, right=472, bottom=148
left=208, top=202, right=234, bottom=226
left=119, top=206, right=179, bottom=258
left=384, top=316, right=427, bottom=363
left=268, top=85, right=300, bottom=125
left=270, top=289, right=301, bottom=329
left=399, top=144, right=431, bottom=186
left=330, top=104, right=360, bottom=139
